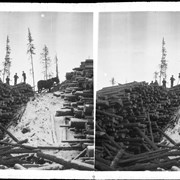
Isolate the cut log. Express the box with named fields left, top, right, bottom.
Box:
left=83, top=104, right=93, bottom=116
left=30, top=164, right=64, bottom=170
left=96, top=124, right=122, bottom=150
left=73, top=148, right=87, bottom=160
left=96, top=99, right=109, bottom=107
left=134, top=127, right=158, bottom=150
left=110, top=149, right=124, bottom=168
left=53, top=91, right=61, bottom=97
left=14, top=164, right=27, bottom=170
left=55, top=109, right=73, bottom=116
left=147, top=112, right=154, bottom=142
left=171, top=166, right=180, bottom=171
left=155, top=124, right=176, bottom=146
left=37, top=152, right=94, bottom=170
left=96, top=109, right=123, bottom=121
left=95, top=160, right=115, bottom=171
left=124, top=157, right=180, bottom=171
left=0, top=141, right=38, bottom=150
left=86, top=146, right=94, bottom=157
left=0, top=124, right=19, bottom=142
left=84, top=160, right=94, bottom=165
left=62, top=139, right=93, bottom=143
left=0, top=148, right=39, bottom=156
left=18, top=139, right=28, bottom=144
left=37, top=146, right=82, bottom=151
left=70, top=118, right=88, bottom=129
left=22, top=164, right=43, bottom=168
left=74, top=109, right=84, bottom=118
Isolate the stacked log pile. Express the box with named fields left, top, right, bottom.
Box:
left=0, top=82, right=34, bottom=138
left=54, top=59, right=94, bottom=168
left=96, top=82, right=180, bottom=171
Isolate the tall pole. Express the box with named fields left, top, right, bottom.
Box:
left=45, top=53, right=47, bottom=80
left=55, top=55, right=59, bottom=78
left=30, top=53, right=35, bottom=90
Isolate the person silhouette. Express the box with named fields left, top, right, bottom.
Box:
left=170, top=75, right=175, bottom=88
left=22, top=71, right=26, bottom=83
left=14, top=73, right=19, bottom=85
left=6, top=76, right=10, bottom=85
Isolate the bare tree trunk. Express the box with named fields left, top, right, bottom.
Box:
left=56, top=56, right=58, bottom=77
left=45, top=56, right=47, bottom=80
left=30, top=54, right=35, bottom=90
left=3, top=68, right=5, bottom=83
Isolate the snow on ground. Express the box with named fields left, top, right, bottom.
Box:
left=6, top=92, right=80, bottom=160
left=162, top=109, right=180, bottom=146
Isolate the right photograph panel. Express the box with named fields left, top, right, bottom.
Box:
left=96, top=12, right=180, bottom=171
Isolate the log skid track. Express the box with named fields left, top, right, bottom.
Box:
left=0, top=59, right=94, bottom=170
left=7, top=93, right=81, bottom=161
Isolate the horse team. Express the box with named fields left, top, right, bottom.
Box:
left=37, top=76, right=60, bottom=93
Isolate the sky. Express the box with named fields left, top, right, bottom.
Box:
left=0, top=12, right=93, bottom=89
left=98, top=12, right=180, bottom=90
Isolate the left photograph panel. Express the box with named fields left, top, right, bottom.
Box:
left=0, top=12, right=94, bottom=170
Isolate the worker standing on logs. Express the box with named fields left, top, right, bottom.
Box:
left=22, top=71, right=26, bottom=83
left=6, top=76, right=10, bottom=85
left=154, top=80, right=159, bottom=86
left=162, top=78, right=166, bottom=88
left=14, top=73, right=19, bottom=85
left=150, top=81, right=154, bottom=86
left=170, top=75, right=175, bottom=88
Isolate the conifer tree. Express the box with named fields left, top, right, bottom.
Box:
left=154, top=71, right=158, bottom=81
left=27, top=28, right=35, bottom=89
left=159, top=38, right=167, bottom=85
left=40, top=45, right=51, bottom=80
left=3, top=36, right=11, bottom=82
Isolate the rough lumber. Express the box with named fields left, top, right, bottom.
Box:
left=73, top=148, right=87, bottom=160
left=134, top=127, right=158, bottom=150
left=37, top=145, right=82, bottom=151
left=37, top=152, right=94, bottom=170
left=14, top=164, right=27, bottom=170
left=0, top=124, right=19, bottom=142
left=29, top=164, right=64, bottom=170
left=96, top=109, right=123, bottom=121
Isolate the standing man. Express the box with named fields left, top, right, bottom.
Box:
left=162, top=78, right=166, bottom=88
left=14, top=73, right=19, bottom=85
left=22, top=71, right=26, bottom=83
left=170, top=75, right=175, bottom=88
left=150, top=81, right=154, bottom=86
left=6, top=76, right=10, bottom=85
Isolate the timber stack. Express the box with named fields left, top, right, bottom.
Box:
left=53, top=59, right=94, bottom=167
left=96, top=82, right=180, bottom=171
left=0, top=82, right=34, bottom=138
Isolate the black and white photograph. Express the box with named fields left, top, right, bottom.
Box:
left=0, top=11, right=94, bottom=173
left=96, top=12, right=180, bottom=171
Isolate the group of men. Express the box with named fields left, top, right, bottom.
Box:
left=162, top=75, right=176, bottom=88
left=150, top=74, right=178, bottom=88
left=6, top=71, right=26, bottom=85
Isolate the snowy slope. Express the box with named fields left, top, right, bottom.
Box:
left=6, top=92, right=79, bottom=160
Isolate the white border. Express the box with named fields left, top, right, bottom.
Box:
left=1, top=2, right=180, bottom=179
left=1, top=2, right=180, bottom=12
